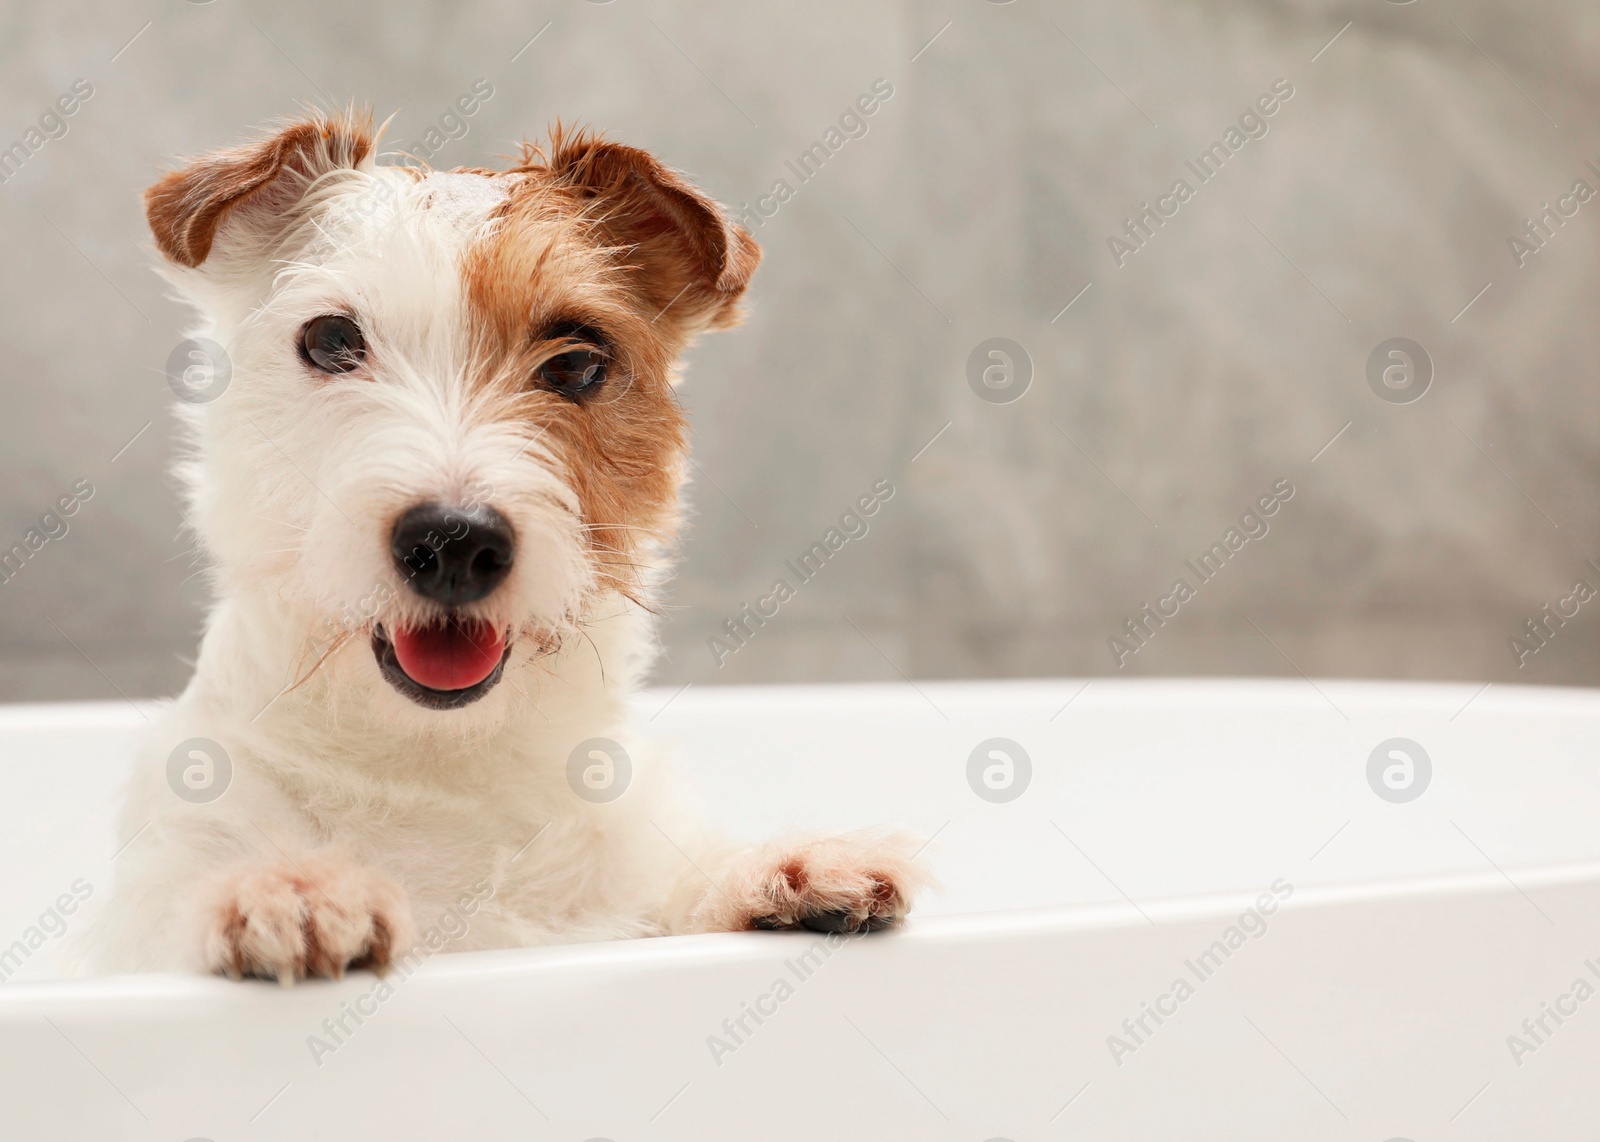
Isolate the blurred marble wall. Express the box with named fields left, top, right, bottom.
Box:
left=0, top=0, right=1596, bottom=701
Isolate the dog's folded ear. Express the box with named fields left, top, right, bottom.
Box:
left=145, top=109, right=374, bottom=269
left=541, top=130, right=760, bottom=330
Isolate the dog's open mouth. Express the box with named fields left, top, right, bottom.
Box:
left=372, top=619, right=511, bottom=709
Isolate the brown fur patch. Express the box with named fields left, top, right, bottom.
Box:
left=301, top=910, right=336, bottom=979
left=780, top=860, right=808, bottom=894
left=218, top=904, right=248, bottom=980
left=145, top=108, right=374, bottom=268
left=461, top=126, right=760, bottom=595
left=357, top=914, right=394, bottom=974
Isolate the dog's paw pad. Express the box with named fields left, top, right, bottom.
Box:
left=698, top=830, right=931, bottom=935
left=200, top=858, right=414, bottom=983
left=769, top=870, right=908, bottom=934
left=796, top=905, right=897, bottom=934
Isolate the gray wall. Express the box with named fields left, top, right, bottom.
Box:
left=1, top=0, right=1597, bottom=701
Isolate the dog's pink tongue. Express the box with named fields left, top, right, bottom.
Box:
left=391, top=621, right=504, bottom=691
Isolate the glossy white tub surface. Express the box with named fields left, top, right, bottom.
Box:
left=1, top=677, right=1598, bottom=1140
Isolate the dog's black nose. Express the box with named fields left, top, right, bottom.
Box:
left=390, top=503, right=515, bottom=606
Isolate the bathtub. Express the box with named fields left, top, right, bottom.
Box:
left=1, top=677, right=1597, bottom=1140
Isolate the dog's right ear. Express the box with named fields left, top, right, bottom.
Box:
left=145, top=110, right=374, bottom=269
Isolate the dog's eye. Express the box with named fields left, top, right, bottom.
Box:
left=540, top=348, right=608, bottom=396
left=300, top=315, right=366, bottom=374
left=535, top=325, right=609, bottom=399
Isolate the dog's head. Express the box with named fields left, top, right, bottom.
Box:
left=147, top=110, right=757, bottom=717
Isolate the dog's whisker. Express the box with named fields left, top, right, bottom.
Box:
left=580, top=521, right=664, bottom=535
left=283, top=629, right=353, bottom=695
left=251, top=512, right=311, bottom=533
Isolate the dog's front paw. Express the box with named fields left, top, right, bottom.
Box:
left=695, top=829, right=931, bottom=935
left=199, top=857, right=414, bottom=984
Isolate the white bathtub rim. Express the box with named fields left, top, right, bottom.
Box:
left=5, top=857, right=1595, bottom=1014
left=2, top=675, right=1597, bottom=733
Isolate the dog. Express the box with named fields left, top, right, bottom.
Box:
left=81, top=110, right=927, bottom=981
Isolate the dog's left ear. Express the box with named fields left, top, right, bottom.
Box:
left=544, top=131, right=760, bottom=330
left=145, top=110, right=374, bottom=270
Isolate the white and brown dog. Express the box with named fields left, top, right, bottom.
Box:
left=84, top=110, right=925, bottom=981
